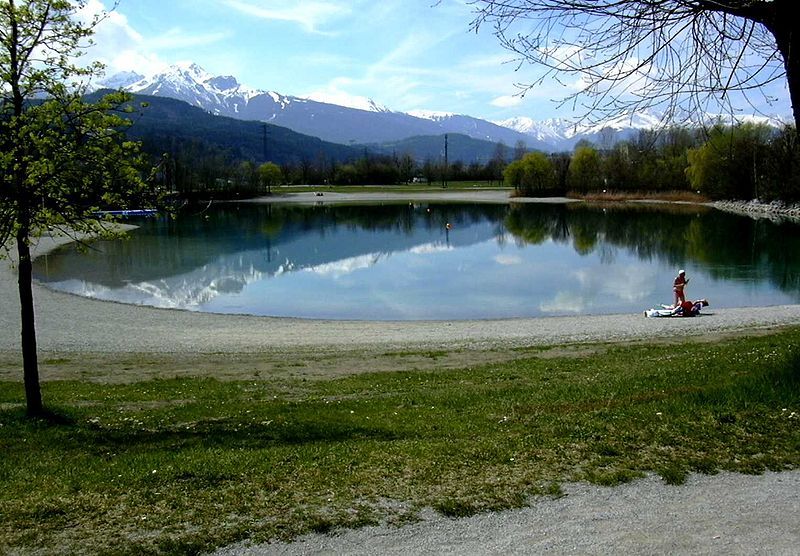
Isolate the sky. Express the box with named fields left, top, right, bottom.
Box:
left=83, top=0, right=793, bottom=124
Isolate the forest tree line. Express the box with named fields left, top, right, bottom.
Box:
left=147, top=122, right=800, bottom=203
left=505, top=123, right=800, bottom=202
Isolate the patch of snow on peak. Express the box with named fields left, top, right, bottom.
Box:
left=267, top=91, right=291, bottom=109
left=304, top=91, right=391, bottom=113
left=577, top=111, right=664, bottom=135
left=408, top=110, right=455, bottom=121
left=495, top=116, right=574, bottom=142
left=174, top=61, right=211, bottom=79
left=100, top=70, right=145, bottom=90
left=493, top=116, right=536, bottom=134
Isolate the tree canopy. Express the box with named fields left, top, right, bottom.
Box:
left=686, top=122, right=773, bottom=199
left=1, top=0, right=156, bottom=415
left=470, top=1, right=798, bottom=129
left=504, top=151, right=557, bottom=195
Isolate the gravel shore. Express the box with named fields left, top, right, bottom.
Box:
left=217, top=471, right=800, bottom=556
left=3, top=226, right=800, bottom=356
left=5, top=191, right=800, bottom=356
left=3, top=195, right=800, bottom=555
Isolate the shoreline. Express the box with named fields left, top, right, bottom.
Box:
left=243, top=189, right=800, bottom=219
left=711, top=199, right=800, bottom=222
left=237, top=189, right=575, bottom=205
left=2, top=194, right=800, bottom=356
left=3, top=194, right=800, bottom=555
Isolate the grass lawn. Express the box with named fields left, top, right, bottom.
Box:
left=1, top=327, right=799, bottom=554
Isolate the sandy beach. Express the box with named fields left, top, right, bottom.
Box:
left=2, top=191, right=800, bottom=554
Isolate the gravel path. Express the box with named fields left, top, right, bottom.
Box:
left=2, top=202, right=800, bottom=555
left=216, top=471, right=800, bottom=555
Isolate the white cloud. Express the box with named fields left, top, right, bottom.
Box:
left=76, top=0, right=115, bottom=25
left=494, top=254, right=522, bottom=266
left=306, top=253, right=383, bottom=278
left=491, top=95, right=523, bottom=108
left=148, top=27, right=230, bottom=50
left=85, top=1, right=166, bottom=76
left=85, top=2, right=230, bottom=79
left=409, top=243, right=454, bottom=255
left=300, top=23, right=530, bottom=116
left=223, top=0, right=349, bottom=33
left=539, top=291, right=586, bottom=314
left=572, top=265, right=656, bottom=302
left=539, top=262, right=658, bottom=314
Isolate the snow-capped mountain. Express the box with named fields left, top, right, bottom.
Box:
left=304, top=91, right=392, bottom=113
left=122, top=62, right=263, bottom=115
left=98, top=70, right=144, bottom=90
left=495, top=111, right=666, bottom=151
left=495, top=110, right=788, bottom=151
left=98, top=63, right=544, bottom=149
left=494, top=117, right=575, bottom=148
left=100, top=63, right=668, bottom=152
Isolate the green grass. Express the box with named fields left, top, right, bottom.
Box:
left=1, top=328, right=799, bottom=554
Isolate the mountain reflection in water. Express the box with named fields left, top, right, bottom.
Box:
left=32, top=202, right=800, bottom=320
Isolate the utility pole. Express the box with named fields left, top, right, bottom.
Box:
left=263, top=123, right=268, bottom=162
left=262, top=123, right=271, bottom=195
left=443, top=134, right=448, bottom=189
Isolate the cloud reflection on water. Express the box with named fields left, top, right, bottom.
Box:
left=32, top=203, right=800, bottom=320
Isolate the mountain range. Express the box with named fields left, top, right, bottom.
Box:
left=92, top=91, right=362, bottom=167
left=99, top=62, right=664, bottom=154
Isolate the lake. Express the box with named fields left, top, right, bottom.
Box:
left=32, top=201, right=800, bottom=320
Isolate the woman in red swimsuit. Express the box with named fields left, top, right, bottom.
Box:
left=673, top=269, right=688, bottom=305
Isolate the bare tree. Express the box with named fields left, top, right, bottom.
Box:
left=469, top=1, right=798, bottom=129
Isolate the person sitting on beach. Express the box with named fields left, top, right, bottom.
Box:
left=644, top=298, right=708, bottom=318
left=672, top=298, right=708, bottom=317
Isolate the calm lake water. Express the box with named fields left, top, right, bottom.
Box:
left=32, top=202, right=800, bottom=320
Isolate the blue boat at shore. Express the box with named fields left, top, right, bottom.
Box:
left=95, top=209, right=158, bottom=217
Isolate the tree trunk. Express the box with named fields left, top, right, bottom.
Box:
left=16, top=231, right=42, bottom=416
left=766, top=2, right=800, bottom=130
left=777, top=33, right=800, bottom=131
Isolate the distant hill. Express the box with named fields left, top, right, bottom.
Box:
left=87, top=90, right=517, bottom=167
left=87, top=91, right=363, bottom=166
left=371, top=133, right=510, bottom=164
left=99, top=63, right=785, bottom=155
left=99, top=63, right=542, bottom=149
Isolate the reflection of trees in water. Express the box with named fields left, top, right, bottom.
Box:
left=687, top=217, right=800, bottom=292
left=504, top=203, right=800, bottom=295
left=504, top=204, right=566, bottom=245
left=34, top=203, right=510, bottom=286
left=35, top=202, right=800, bottom=297
left=316, top=203, right=509, bottom=235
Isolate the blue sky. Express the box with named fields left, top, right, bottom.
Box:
left=85, top=0, right=793, bottom=124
